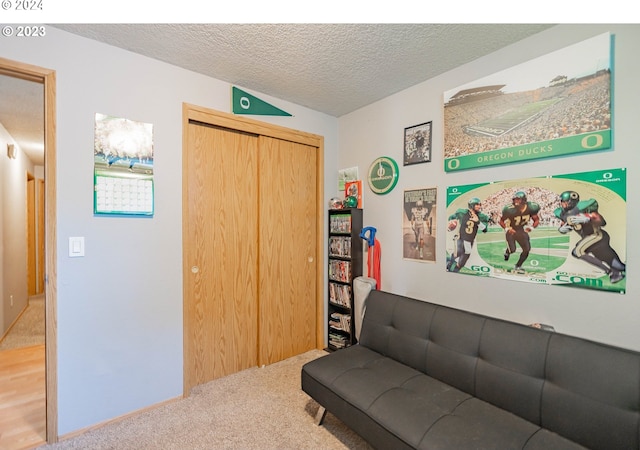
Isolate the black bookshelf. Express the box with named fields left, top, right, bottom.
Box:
left=327, top=208, right=363, bottom=350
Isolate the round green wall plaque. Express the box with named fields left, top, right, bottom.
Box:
left=367, top=156, right=399, bottom=195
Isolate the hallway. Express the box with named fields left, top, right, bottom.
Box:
left=0, top=295, right=45, bottom=352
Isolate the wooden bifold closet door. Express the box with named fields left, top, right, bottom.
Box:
left=183, top=106, right=321, bottom=395
left=257, top=135, right=317, bottom=365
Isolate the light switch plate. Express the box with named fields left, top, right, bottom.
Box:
left=69, top=237, right=85, bottom=257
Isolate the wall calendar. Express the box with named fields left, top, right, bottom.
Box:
left=93, top=113, right=155, bottom=216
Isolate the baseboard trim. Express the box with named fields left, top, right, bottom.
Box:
left=57, top=395, right=183, bottom=442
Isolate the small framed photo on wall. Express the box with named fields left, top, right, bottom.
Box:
left=404, top=121, right=432, bottom=166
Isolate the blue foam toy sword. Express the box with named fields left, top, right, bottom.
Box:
left=359, top=226, right=381, bottom=289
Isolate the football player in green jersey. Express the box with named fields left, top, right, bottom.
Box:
left=554, top=190, right=626, bottom=283
left=447, top=197, right=489, bottom=272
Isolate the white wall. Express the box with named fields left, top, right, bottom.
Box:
left=1, top=27, right=338, bottom=436
left=338, top=24, right=640, bottom=352
left=0, top=124, right=32, bottom=333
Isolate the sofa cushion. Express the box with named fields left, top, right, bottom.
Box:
left=367, top=371, right=471, bottom=448
left=331, top=352, right=424, bottom=410
left=419, top=397, right=587, bottom=450
left=523, top=428, right=591, bottom=450
left=302, top=345, right=417, bottom=450
left=303, top=346, right=475, bottom=448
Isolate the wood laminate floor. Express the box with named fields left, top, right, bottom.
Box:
left=0, top=344, right=46, bottom=450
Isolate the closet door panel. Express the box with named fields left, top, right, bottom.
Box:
left=258, top=136, right=317, bottom=365
left=184, top=122, right=259, bottom=392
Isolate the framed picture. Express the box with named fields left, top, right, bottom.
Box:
left=344, top=180, right=363, bottom=207
left=402, top=187, right=437, bottom=262
left=404, top=121, right=432, bottom=166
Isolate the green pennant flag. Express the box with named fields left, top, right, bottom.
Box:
left=232, top=87, right=292, bottom=116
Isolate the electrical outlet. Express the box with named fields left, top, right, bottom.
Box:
left=10, top=295, right=13, bottom=307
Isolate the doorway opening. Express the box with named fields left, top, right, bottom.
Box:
left=0, top=56, right=58, bottom=445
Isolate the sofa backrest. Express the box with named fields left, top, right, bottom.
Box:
left=542, top=333, right=640, bottom=450
left=475, top=317, right=550, bottom=424
left=358, top=290, right=640, bottom=450
left=358, top=290, right=435, bottom=373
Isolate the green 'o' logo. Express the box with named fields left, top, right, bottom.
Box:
left=368, top=156, right=399, bottom=195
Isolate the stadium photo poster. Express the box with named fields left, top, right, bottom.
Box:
left=443, top=32, right=612, bottom=173
left=445, top=168, right=626, bottom=294
left=403, top=187, right=437, bottom=262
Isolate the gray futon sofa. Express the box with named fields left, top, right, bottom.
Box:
left=301, top=290, right=640, bottom=449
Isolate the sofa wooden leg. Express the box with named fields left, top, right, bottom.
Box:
left=315, top=406, right=327, bottom=425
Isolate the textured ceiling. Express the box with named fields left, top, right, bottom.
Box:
left=51, top=23, right=554, bottom=117
left=1, top=23, right=554, bottom=165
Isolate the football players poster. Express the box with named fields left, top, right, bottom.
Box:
left=445, top=168, right=626, bottom=294
left=443, top=32, right=612, bottom=173
left=403, top=188, right=437, bottom=262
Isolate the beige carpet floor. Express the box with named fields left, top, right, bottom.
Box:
left=0, top=295, right=45, bottom=351
left=37, top=349, right=373, bottom=450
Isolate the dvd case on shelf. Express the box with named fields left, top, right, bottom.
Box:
left=329, top=282, right=352, bottom=309
left=329, top=260, right=352, bottom=283
left=329, top=236, right=352, bottom=258
left=329, top=312, right=352, bottom=332
left=329, top=214, right=352, bottom=233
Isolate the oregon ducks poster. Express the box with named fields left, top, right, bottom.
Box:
left=443, top=32, right=612, bottom=173
left=446, top=168, right=626, bottom=294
